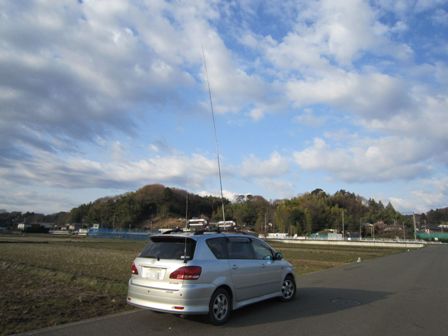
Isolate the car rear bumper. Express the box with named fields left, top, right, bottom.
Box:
left=127, top=279, right=215, bottom=314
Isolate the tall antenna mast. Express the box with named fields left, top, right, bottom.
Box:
left=185, top=192, right=189, bottom=226
left=202, top=47, right=226, bottom=222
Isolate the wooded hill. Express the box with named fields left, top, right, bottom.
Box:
left=66, top=185, right=408, bottom=234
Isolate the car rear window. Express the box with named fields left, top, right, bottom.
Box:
left=139, top=236, right=196, bottom=261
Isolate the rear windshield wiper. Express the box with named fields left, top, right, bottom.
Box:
left=141, top=255, right=160, bottom=259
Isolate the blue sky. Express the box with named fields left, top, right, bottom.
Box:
left=1, top=0, right=448, bottom=214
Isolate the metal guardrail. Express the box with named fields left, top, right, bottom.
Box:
left=267, top=237, right=427, bottom=248
left=87, top=228, right=151, bottom=240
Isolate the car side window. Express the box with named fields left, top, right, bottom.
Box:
left=228, top=237, right=255, bottom=259
left=206, top=237, right=228, bottom=259
left=252, top=239, right=274, bottom=260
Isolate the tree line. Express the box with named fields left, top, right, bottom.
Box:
left=223, top=188, right=405, bottom=235
left=2, top=184, right=446, bottom=234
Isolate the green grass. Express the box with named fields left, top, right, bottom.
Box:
left=0, top=235, right=406, bottom=335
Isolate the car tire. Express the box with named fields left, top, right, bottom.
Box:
left=208, top=288, right=231, bottom=325
left=280, top=275, right=296, bottom=302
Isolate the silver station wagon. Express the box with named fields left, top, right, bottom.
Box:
left=127, top=231, right=296, bottom=324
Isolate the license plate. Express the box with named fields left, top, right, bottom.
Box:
left=143, top=267, right=166, bottom=280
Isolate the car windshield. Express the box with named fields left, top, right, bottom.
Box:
left=139, top=236, right=196, bottom=261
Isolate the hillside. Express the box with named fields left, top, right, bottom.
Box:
left=44, top=185, right=409, bottom=235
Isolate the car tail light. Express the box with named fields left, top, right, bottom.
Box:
left=169, top=266, right=202, bottom=280
left=131, top=262, right=138, bottom=275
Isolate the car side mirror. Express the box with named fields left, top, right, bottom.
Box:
left=274, top=252, right=283, bottom=260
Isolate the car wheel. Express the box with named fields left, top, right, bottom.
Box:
left=280, top=275, right=296, bottom=302
left=208, top=288, right=231, bottom=325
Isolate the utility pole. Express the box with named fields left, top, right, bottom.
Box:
left=264, top=211, right=267, bottom=236
left=359, top=218, right=362, bottom=240
left=341, top=209, right=345, bottom=239
left=413, top=214, right=417, bottom=241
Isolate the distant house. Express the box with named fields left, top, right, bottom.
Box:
left=77, top=228, right=89, bottom=236
left=18, top=223, right=50, bottom=233
left=17, top=223, right=28, bottom=231
left=68, top=223, right=82, bottom=231
left=438, top=224, right=448, bottom=231
left=310, top=231, right=343, bottom=240
left=267, top=233, right=288, bottom=239
left=383, top=225, right=403, bottom=233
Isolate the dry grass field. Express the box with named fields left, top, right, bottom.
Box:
left=268, top=241, right=407, bottom=274
left=0, top=235, right=406, bottom=335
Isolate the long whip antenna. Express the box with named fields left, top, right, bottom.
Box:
left=183, top=191, right=188, bottom=263
left=202, top=47, right=226, bottom=222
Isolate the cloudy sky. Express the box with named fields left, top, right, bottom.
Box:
left=1, top=0, right=447, bottom=214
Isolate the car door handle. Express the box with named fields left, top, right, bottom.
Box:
left=261, top=263, right=266, bottom=268
left=232, top=265, right=239, bottom=270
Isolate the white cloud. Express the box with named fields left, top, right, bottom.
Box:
left=0, top=179, right=78, bottom=213
left=287, top=71, right=410, bottom=119
left=148, top=139, right=175, bottom=155
left=294, top=137, right=433, bottom=182
left=313, top=0, right=388, bottom=64
left=374, top=0, right=414, bottom=16
left=201, top=46, right=271, bottom=115
left=389, top=176, right=448, bottom=213
left=294, top=108, right=327, bottom=127
left=254, top=178, right=295, bottom=200
left=241, top=152, right=289, bottom=178
left=262, top=0, right=411, bottom=72
left=248, top=107, right=266, bottom=121
left=0, top=0, right=273, bottom=158
left=362, top=94, right=448, bottom=142
left=110, top=141, right=125, bottom=162
left=0, top=147, right=220, bottom=191
left=0, top=189, right=74, bottom=214
left=197, top=190, right=238, bottom=203
left=390, top=20, right=408, bottom=33
left=415, top=0, right=448, bottom=13
left=238, top=152, right=294, bottom=199
left=432, top=9, right=448, bottom=25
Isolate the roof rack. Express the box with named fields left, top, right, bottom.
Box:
left=162, top=228, right=184, bottom=234
left=193, top=227, right=259, bottom=237
left=231, top=230, right=258, bottom=237
left=160, top=225, right=257, bottom=237
left=194, top=227, right=221, bottom=235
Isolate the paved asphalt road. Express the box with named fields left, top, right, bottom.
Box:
left=23, top=245, right=448, bottom=336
